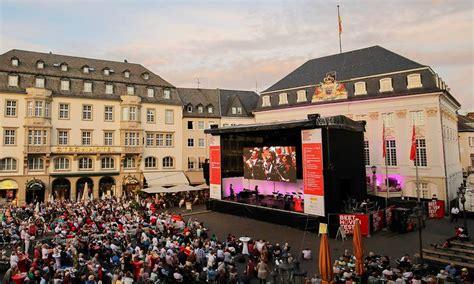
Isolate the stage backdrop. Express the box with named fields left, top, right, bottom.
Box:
left=209, top=135, right=222, bottom=200
left=301, top=128, right=325, bottom=216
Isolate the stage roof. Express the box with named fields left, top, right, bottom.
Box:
left=204, top=115, right=365, bottom=135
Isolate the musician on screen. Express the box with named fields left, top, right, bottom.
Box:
left=277, top=154, right=296, bottom=182
left=245, top=148, right=265, bottom=180
left=263, top=149, right=280, bottom=181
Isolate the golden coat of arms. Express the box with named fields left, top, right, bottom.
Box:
left=312, top=73, right=348, bottom=102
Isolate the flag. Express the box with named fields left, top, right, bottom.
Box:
left=382, top=124, right=386, bottom=158
left=410, top=125, right=417, bottom=161
left=338, top=14, right=343, bottom=34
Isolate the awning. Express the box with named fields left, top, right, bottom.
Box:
left=141, top=186, right=168, bottom=194
left=185, top=171, right=205, bottom=185
left=143, top=171, right=189, bottom=187
left=141, top=184, right=202, bottom=194
left=196, top=183, right=210, bottom=190
left=0, top=179, right=18, bottom=190
left=167, top=184, right=202, bottom=193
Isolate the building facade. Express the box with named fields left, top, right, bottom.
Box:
left=0, top=49, right=184, bottom=204
left=254, top=46, right=463, bottom=204
left=458, top=113, right=474, bottom=180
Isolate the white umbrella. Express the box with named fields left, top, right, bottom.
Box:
left=135, top=194, right=140, bottom=203
left=82, top=182, right=89, bottom=201
left=35, top=202, right=40, bottom=212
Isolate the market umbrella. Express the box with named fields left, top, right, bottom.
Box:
left=82, top=182, right=89, bottom=201
left=319, top=233, right=333, bottom=284
left=35, top=202, right=40, bottom=212
left=353, top=219, right=364, bottom=276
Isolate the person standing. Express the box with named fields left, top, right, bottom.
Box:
left=450, top=206, right=459, bottom=222
left=256, top=259, right=269, bottom=284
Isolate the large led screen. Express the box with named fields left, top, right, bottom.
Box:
left=243, top=146, right=297, bottom=183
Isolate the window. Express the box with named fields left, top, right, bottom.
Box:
left=198, top=138, right=205, bottom=148
left=364, top=140, right=370, bottom=166
left=105, top=84, right=114, bottom=95
left=142, top=73, right=149, bottom=80
left=163, top=89, right=171, bottom=99
left=103, top=68, right=110, bottom=75
left=84, top=82, right=92, bottom=93
left=208, top=106, right=213, bottom=113
left=146, top=109, right=155, bottom=123
left=60, top=79, right=70, bottom=91
left=104, top=131, right=113, bottom=146
left=34, top=101, right=43, bottom=117
left=5, top=100, right=17, bottom=117
left=198, top=106, right=203, bottom=113
left=385, top=140, right=397, bottom=166
left=469, top=137, right=474, bottom=147
left=124, top=70, right=130, bottom=78
left=101, top=157, right=115, bottom=169
left=60, top=63, right=68, bottom=72
left=198, top=121, right=205, bottom=129
left=146, top=133, right=154, bottom=146
left=407, top=74, right=422, bottom=89
left=187, top=158, right=195, bottom=170
left=104, top=106, right=113, bottom=121
left=81, top=131, right=92, bottom=145
left=82, top=66, right=89, bottom=73
left=82, top=105, right=93, bottom=120
left=237, top=107, right=242, bottom=114
left=410, top=111, right=424, bottom=126
left=37, top=61, right=44, bottom=69
left=188, top=138, right=194, bottom=147
left=11, top=58, right=19, bottom=66
left=58, top=130, right=69, bottom=145
left=54, top=157, right=70, bottom=170
left=297, top=90, right=307, bottom=102
left=152, top=133, right=162, bottom=147
left=382, top=113, right=394, bottom=127
left=165, top=110, right=174, bottom=124
left=165, top=133, right=173, bottom=147
left=123, top=156, right=135, bottom=169
left=414, top=138, right=427, bottom=167
left=379, top=78, right=393, bottom=92
left=78, top=157, right=93, bottom=170
left=187, top=121, right=194, bottom=130
left=45, top=102, right=50, bottom=118
left=354, top=82, right=367, bottom=95
left=145, top=157, right=156, bottom=168
left=124, top=132, right=140, bottom=146
left=162, top=156, right=174, bottom=168
left=279, top=93, right=288, bottom=105
left=198, top=157, right=205, bottom=169
left=187, top=105, right=193, bottom=113
left=28, top=157, right=44, bottom=171
left=129, top=107, right=137, bottom=121
left=127, top=86, right=135, bottom=95
left=8, top=75, right=18, bottom=87
left=35, top=77, right=45, bottom=88
left=232, top=107, right=237, bottom=115
left=3, top=129, right=16, bottom=145
left=59, top=103, right=70, bottom=119
left=28, top=130, right=47, bottom=145
left=0, top=158, right=17, bottom=171
left=262, top=96, right=271, bottom=107
left=147, top=88, right=154, bottom=97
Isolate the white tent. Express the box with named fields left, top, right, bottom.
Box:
left=141, top=184, right=201, bottom=194
left=141, top=186, right=168, bottom=194
left=167, top=184, right=202, bottom=193
left=82, top=182, right=89, bottom=201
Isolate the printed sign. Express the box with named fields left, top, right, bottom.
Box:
left=339, top=214, right=370, bottom=236
left=209, top=136, right=221, bottom=200
left=428, top=200, right=445, bottom=219
left=372, top=210, right=385, bottom=232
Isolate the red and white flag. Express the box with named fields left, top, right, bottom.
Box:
left=382, top=124, right=386, bottom=158
left=410, top=125, right=417, bottom=161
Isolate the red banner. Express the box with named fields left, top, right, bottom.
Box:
left=428, top=200, right=445, bottom=219
left=372, top=210, right=385, bottom=232
left=209, top=145, right=221, bottom=185
left=339, top=214, right=369, bottom=236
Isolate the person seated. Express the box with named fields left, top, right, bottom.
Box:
left=445, top=263, right=457, bottom=276
left=398, top=254, right=412, bottom=269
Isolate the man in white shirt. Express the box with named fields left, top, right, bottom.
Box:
left=450, top=206, right=459, bottom=222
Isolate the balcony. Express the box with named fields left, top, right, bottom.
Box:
left=25, top=145, right=51, bottom=154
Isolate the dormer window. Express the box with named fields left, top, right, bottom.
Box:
left=296, top=90, right=307, bottom=102
left=262, top=95, right=271, bottom=107
left=354, top=82, right=367, bottom=95
left=379, top=78, right=393, bottom=93
left=127, top=86, right=135, bottom=95
left=237, top=107, right=242, bottom=114
left=407, top=73, right=422, bottom=89
left=123, top=70, right=130, bottom=78
left=147, top=87, right=154, bottom=98
left=60, top=63, right=68, bottom=72
left=103, top=68, right=110, bottom=75
left=187, top=105, right=193, bottom=113
left=8, top=74, right=19, bottom=87
left=11, top=57, right=19, bottom=66
left=198, top=105, right=203, bottom=113
left=82, top=66, right=90, bottom=73
left=163, top=89, right=171, bottom=99
left=36, top=60, right=44, bottom=69
left=105, top=84, right=114, bottom=95
left=35, top=77, right=45, bottom=88
left=60, top=79, right=70, bottom=91
left=142, top=73, right=149, bottom=80
left=207, top=106, right=213, bottom=113
left=279, top=93, right=288, bottom=105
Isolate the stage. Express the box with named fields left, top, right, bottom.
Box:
left=209, top=199, right=321, bottom=231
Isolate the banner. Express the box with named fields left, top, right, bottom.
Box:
left=339, top=214, right=369, bottom=236
left=209, top=135, right=221, bottom=200
left=301, top=129, right=325, bottom=216
left=372, top=210, right=384, bottom=232
left=428, top=200, right=445, bottom=219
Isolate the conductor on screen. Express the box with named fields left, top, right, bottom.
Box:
left=244, top=148, right=265, bottom=180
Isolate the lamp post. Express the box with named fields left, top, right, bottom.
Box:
left=371, top=165, right=377, bottom=195
left=458, top=183, right=468, bottom=234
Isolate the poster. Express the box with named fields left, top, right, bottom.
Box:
left=339, top=214, right=370, bottom=236
left=372, top=210, right=384, bottom=232
left=428, top=200, right=445, bottom=219
left=301, top=129, right=325, bottom=216
left=208, top=135, right=221, bottom=200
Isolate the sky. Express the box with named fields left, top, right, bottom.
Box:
left=0, top=0, right=473, bottom=110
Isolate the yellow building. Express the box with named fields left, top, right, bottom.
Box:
left=458, top=113, right=474, bottom=180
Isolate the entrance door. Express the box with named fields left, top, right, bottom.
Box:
left=76, top=177, right=93, bottom=201
left=99, top=176, right=115, bottom=198
left=52, top=178, right=71, bottom=200
left=25, top=180, right=45, bottom=204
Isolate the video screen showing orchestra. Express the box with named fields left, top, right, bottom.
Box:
left=243, top=146, right=297, bottom=183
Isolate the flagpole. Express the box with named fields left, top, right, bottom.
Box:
left=384, top=122, right=389, bottom=209
left=337, top=5, right=342, bottom=53
left=413, top=121, right=424, bottom=270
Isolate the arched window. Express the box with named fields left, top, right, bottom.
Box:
left=197, top=105, right=203, bottom=113
left=60, top=63, right=68, bottom=72
left=36, top=60, right=44, bottom=69
left=101, top=157, right=115, bottom=169
left=407, top=73, right=422, bottom=89
left=162, top=156, right=174, bottom=168
left=54, top=157, right=70, bottom=170
left=123, top=156, right=135, bottom=169
left=262, top=96, right=271, bottom=107
left=354, top=82, right=367, bottom=95
left=78, top=157, right=93, bottom=170
left=0, top=158, right=17, bottom=171
left=278, top=93, right=288, bottom=105
left=123, top=70, right=130, bottom=78
left=379, top=78, right=393, bottom=92
left=187, top=105, right=193, bottom=113
left=144, top=157, right=157, bottom=168
left=28, top=157, right=44, bottom=170
left=207, top=105, right=213, bottom=113
left=11, top=57, right=19, bottom=66
left=142, top=72, right=150, bottom=80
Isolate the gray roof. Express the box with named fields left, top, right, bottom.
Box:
left=0, top=49, right=174, bottom=87
left=458, top=114, right=474, bottom=132
left=218, top=89, right=259, bottom=117
left=177, top=88, right=221, bottom=117
left=263, top=45, right=425, bottom=93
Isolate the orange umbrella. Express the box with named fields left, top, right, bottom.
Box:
left=353, top=219, right=364, bottom=276
left=319, top=233, right=333, bottom=284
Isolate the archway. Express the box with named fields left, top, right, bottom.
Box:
left=76, top=177, right=93, bottom=201
left=52, top=178, right=71, bottom=200
left=25, top=179, right=45, bottom=204
left=99, top=176, right=115, bottom=198
left=122, top=175, right=140, bottom=198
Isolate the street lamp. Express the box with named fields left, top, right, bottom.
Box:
left=457, top=183, right=468, bottom=234
left=371, top=166, right=377, bottom=194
